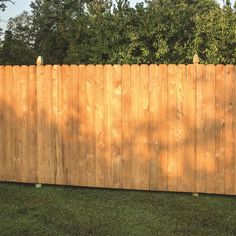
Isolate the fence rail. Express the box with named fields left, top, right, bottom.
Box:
left=0, top=64, right=235, bottom=195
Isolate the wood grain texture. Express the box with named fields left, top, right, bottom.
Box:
left=130, top=65, right=140, bottom=190
left=0, top=64, right=235, bottom=196
left=112, top=65, right=122, bottom=189
left=28, top=66, right=37, bottom=183
left=149, top=64, right=159, bottom=190
left=0, top=66, right=5, bottom=181
left=224, top=65, right=235, bottom=195
left=95, top=65, right=105, bottom=187
left=121, top=65, right=131, bottom=189
left=104, top=65, right=113, bottom=188
left=139, top=65, right=149, bottom=190
left=205, top=65, right=216, bottom=194
left=186, top=64, right=196, bottom=193
left=215, top=65, right=225, bottom=194
left=196, top=64, right=206, bottom=193
left=167, top=64, right=178, bottom=191
left=158, top=65, right=168, bottom=191
left=176, top=65, right=187, bottom=192
left=20, top=66, right=30, bottom=183
left=77, top=65, right=87, bottom=186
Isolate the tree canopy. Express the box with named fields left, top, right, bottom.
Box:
left=0, top=0, right=235, bottom=65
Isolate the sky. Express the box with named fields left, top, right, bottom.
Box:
left=0, top=0, right=234, bottom=31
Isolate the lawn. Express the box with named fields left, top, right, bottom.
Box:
left=0, top=183, right=235, bottom=236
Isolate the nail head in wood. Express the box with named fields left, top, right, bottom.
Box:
left=36, top=56, right=43, bottom=66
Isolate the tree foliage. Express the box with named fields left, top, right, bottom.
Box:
left=0, top=0, right=14, bottom=11
left=0, top=0, right=235, bottom=65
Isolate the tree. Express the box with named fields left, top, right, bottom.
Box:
left=0, top=11, right=36, bottom=64
left=0, top=0, right=14, bottom=11
left=0, top=0, right=235, bottom=65
left=194, top=1, right=236, bottom=63
left=30, top=0, right=88, bottom=64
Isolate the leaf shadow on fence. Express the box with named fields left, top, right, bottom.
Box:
left=0, top=88, right=234, bottom=195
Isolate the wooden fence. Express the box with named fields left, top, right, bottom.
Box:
left=0, top=64, right=235, bottom=195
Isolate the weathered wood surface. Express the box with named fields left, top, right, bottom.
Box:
left=0, top=64, right=235, bottom=196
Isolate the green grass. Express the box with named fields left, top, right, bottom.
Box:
left=0, top=183, right=235, bottom=236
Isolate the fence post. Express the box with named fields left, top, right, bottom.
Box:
left=192, top=53, right=199, bottom=197
left=193, top=53, right=199, bottom=65
left=36, top=56, right=43, bottom=66
left=36, top=56, right=43, bottom=189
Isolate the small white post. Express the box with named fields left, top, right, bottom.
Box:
left=36, top=56, right=44, bottom=66
left=193, top=53, right=200, bottom=64
left=36, top=183, right=42, bottom=188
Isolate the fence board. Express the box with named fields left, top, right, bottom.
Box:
left=215, top=65, right=225, bottom=194
left=168, top=64, right=178, bottom=191
left=28, top=66, right=37, bottom=183
left=177, top=65, right=187, bottom=192
left=158, top=65, right=168, bottom=191
left=186, top=64, right=196, bottom=193
left=43, top=65, right=54, bottom=184
left=5, top=66, right=15, bottom=182
left=20, top=66, right=30, bottom=182
left=224, top=65, right=235, bottom=195
left=130, top=65, right=140, bottom=190
left=77, top=65, right=87, bottom=186
left=0, top=64, right=235, bottom=196
left=104, top=65, right=113, bottom=188
left=112, top=65, right=122, bottom=188
left=139, top=65, right=149, bottom=190
left=121, top=65, right=131, bottom=189
left=95, top=65, right=105, bottom=188
left=205, top=65, right=216, bottom=193
left=196, top=64, right=206, bottom=193
left=0, top=66, right=5, bottom=181
left=149, top=64, right=159, bottom=190
left=86, top=65, right=96, bottom=187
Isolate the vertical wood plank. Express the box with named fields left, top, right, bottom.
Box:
left=104, top=65, right=113, bottom=188
left=235, top=65, right=236, bottom=195
left=121, top=65, right=131, bottom=189
left=167, top=64, right=178, bottom=191
left=69, top=65, right=78, bottom=185
left=112, top=65, right=122, bottom=189
left=186, top=64, right=196, bottom=193
left=95, top=65, right=105, bottom=187
left=149, top=64, right=159, bottom=190
left=20, top=66, right=30, bottom=182
left=13, top=66, right=21, bottom=182
left=215, top=65, right=225, bottom=194
left=0, top=66, right=5, bottom=181
left=158, top=65, right=168, bottom=191
left=77, top=65, right=87, bottom=186
left=205, top=65, right=216, bottom=193
left=224, top=65, right=235, bottom=195
left=5, top=66, right=13, bottom=182
left=139, top=64, right=149, bottom=190
left=52, top=65, right=63, bottom=185
left=130, top=65, right=140, bottom=190
left=60, top=65, right=68, bottom=184
left=36, top=65, right=44, bottom=183
left=86, top=65, right=96, bottom=187
left=61, top=65, right=75, bottom=185
left=28, top=66, right=37, bottom=183
left=43, top=65, right=54, bottom=184
left=176, top=65, right=187, bottom=192
left=196, top=64, right=206, bottom=193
